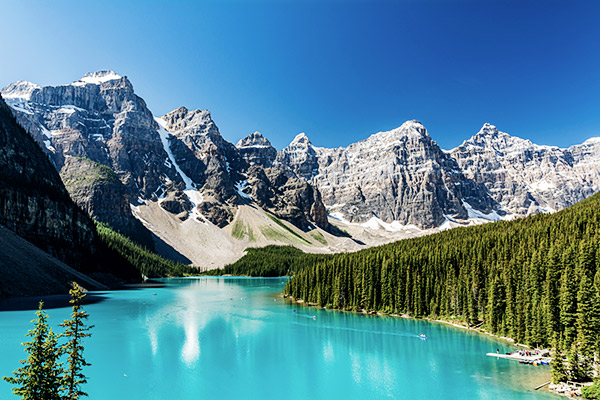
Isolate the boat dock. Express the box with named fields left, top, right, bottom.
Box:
left=486, top=352, right=551, bottom=365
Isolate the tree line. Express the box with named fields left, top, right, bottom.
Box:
left=283, top=192, right=600, bottom=382
left=96, top=222, right=193, bottom=278
left=204, top=245, right=328, bottom=277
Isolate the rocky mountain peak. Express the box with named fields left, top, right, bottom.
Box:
left=1, top=72, right=183, bottom=243
left=582, top=137, right=600, bottom=146
left=290, top=132, right=311, bottom=146
left=1, top=81, right=41, bottom=100
left=161, top=106, right=217, bottom=137
left=464, top=123, right=534, bottom=152
left=236, top=131, right=276, bottom=167
left=478, top=122, right=498, bottom=135
left=450, top=123, right=600, bottom=218
left=236, top=131, right=272, bottom=148
left=276, top=132, right=319, bottom=180
left=399, top=119, right=427, bottom=134
left=367, top=120, right=430, bottom=146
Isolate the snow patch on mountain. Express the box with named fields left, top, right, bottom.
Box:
left=235, top=180, right=253, bottom=200
left=155, top=117, right=206, bottom=222
left=583, top=137, right=600, bottom=145
left=56, top=105, right=86, bottom=114
left=461, top=200, right=509, bottom=221
left=1, top=81, right=40, bottom=100
left=71, top=71, right=122, bottom=86
left=330, top=211, right=423, bottom=233
left=529, top=180, right=556, bottom=192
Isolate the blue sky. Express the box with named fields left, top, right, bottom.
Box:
left=1, top=0, right=598, bottom=150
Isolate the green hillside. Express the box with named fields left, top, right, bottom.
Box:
left=205, top=245, right=326, bottom=277
left=285, top=192, right=600, bottom=358
left=96, top=223, right=193, bottom=278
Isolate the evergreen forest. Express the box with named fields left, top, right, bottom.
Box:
left=96, top=223, right=193, bottom=278
left=281, top=192, right=600, bottom=376
left=204, top=245, right=327, bottom=277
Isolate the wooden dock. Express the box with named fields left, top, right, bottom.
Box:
left=534, top=381, right=551, bottom=390
left=486, top=352, right=551, bottom=364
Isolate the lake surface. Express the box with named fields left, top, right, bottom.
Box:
left=0, top=277, right=555, bottom=399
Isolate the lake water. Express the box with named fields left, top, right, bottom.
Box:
left=0, top=277, right=554, bottom=399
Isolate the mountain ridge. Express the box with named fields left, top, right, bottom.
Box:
left=1, top=71, right=336, bottom=268
left=3, top=70, right=599, bottom=268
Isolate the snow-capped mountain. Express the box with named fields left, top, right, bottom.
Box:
left=1, top=70, right=177, bottom=245
left=450, top=123, right=600, bottom=216
left=3, top=70, right=600, bottom=266
left=275, top=121, right=499, bottom=228
left=1, top=71, right=332, bottom=266
left=271, top=121, right=600, bottom=230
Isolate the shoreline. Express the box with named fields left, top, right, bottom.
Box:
left=284, top=295, right=558, bottom=396
left=285, top=295, right=532, bottom=348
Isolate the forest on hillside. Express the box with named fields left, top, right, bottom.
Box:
left=204, top=245, right=327, bottom=277
left=96, top=223, right=193, bottom=278
left=281, top=193, right=600, bottom=378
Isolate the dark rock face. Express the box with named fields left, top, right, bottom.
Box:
left=0, top=95, right=97, bottom=268
left=277, top=121, right=497, bottom=228
left=236, top=131, right=277, bottom=168
left=264, top=167, right=329, bottom=230
left=0, top=95, right=140, bottom=285
left=1, top=72, right=183, bottom=244
left=197, top=199, right=234, bottom=228
left=159, top=190, right=192, bottom=221
left=245, top=166, right=329, bottom=230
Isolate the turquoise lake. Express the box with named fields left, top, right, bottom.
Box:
left=0, top=277, right=555, bottom=399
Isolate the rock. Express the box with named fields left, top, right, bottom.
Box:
left=60, top=156, right=154, bottom=247
left=197, top=199, right=234, bottom=228
left=0, top=94, right=140, bottom=285
left=159, top=190, right=192, bottom=221
left=277, top=121, right=497, bottom=228
left=1, top=71, right=184, bottom=245
left=276, top=132, right=319, bottom=179
left=450, top=123, right=600, bottom=217
left=236, top=131, right=277, bottom=167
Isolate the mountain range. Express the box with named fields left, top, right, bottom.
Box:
left=2, top=70, right=599, bottom=268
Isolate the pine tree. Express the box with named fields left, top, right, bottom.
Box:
left=560, top=260, right=578, bottom=348
left=2, top=301, right=63, bottom=400
left=576, top=275, right=596, bottom=357
left=60, top=282, right=93, bottom=400
left=381, top=258, right=392, bottom=313
left=568, top=342, right=588, bottom=381
left=551, top=348, right=568, bottom=384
